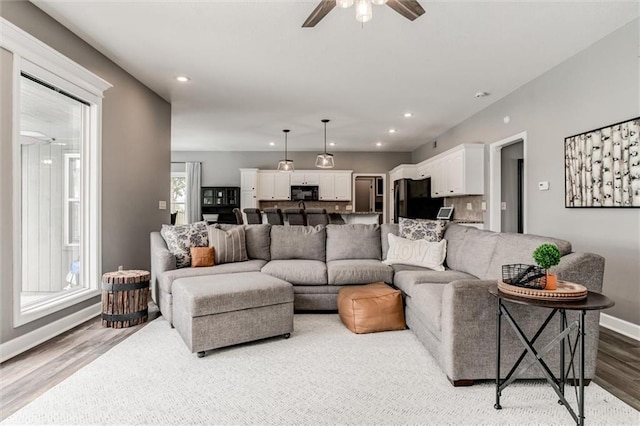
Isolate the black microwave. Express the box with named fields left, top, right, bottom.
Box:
left=291, top=186, right=319, bottom=201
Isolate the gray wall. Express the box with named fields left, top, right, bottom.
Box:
left=171, top=151, right=411, bottom=187
left=501, top=142, right=524, bottom=233
left=1, top=3, right=171, bottom=343
left=412, top=20, right=640, bottom=324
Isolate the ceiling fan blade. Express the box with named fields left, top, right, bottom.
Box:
left=302, top=0, right=336, bottom=28
left=386, top=0, right=426, bottom=21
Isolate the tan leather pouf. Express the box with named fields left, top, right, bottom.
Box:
left=338, top=282, right=406, bottom=334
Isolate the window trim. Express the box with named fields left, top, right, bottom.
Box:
left=1, top=18, right=112, bottom=326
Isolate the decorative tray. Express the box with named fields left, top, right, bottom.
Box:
left=497, top=280, right=587, bottom=301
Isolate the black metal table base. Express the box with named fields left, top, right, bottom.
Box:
left=494, top=298, right=586, bottom=425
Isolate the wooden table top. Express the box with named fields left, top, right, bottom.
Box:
left=489, top=285, right=614, bottom=311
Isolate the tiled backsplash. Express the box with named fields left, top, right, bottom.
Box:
left=444, top=195, right=484, bottom=222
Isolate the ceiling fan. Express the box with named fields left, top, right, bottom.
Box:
left=302, top=0, right=425, bottom=28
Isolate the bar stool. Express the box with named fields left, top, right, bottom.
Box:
left=264, top=208, right=284, bottom=225
left=243, top=208, right=262, bottom=225
left=284, top=208, right=307, bottom=226
left=306, top=208, right=329, bottom=226
left=232, top=208, right=244, bottom=225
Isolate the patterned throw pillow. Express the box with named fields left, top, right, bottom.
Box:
left=384, top=234, right=447, bottom=271
left=399, top=218, right=446, bottom=242
left=160, top=221, right=209, bottom=268
left=208, top=225, right=248, bottom=264
left=190, top=247, right=214, bottom=267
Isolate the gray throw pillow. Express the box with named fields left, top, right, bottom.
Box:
left=208, top=225, right=248, bottom=264
left=399, top=218, right=446, bottom=242
left=160, top=221, right=209, bottom=268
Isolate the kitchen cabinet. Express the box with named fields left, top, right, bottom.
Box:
left=319, top=171, right=352, bottom=201
left=240, top=168, right=258, bottom=209
left=290, top=172, right=319, bottom=186
left=425, top=144, right=484, bottom=198
left=258, top=171, right=290, bottom=200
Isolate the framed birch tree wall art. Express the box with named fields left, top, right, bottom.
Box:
left=565, top=117, right=640, bottom=207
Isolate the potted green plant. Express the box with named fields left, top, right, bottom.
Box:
left=532, top=243, right=561, bottom=290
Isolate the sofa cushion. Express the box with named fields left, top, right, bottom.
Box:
left=399, top=218, right=447, bottom=242
left=261, top=260, right=327, bottom=285
left=159, top=259, right=267, bottom=294
left=442, top=223, right=469, bottom=269
left=215, top=224, right=272, bottom=261
left=270, top=225, right=326, bottom=261
left=485, top=232, right=572, bottom=280
left=410, top=283, right=447, bottom=336
left=160, top=221, right=209, bottom=268
left=208, top=225, right=248, bottom=264
left=327, top=259, right=393, bottom=285
left=380, top=223, right=399, bottom=260
left=172, top=272, right=293, bottom=317
left=446, top=226, right=498, bottom=279
left=384, top=234, right=447, bottom=271
left=393, top=269, right=477, bottom=297
left=326, top=224, right=381, bottom=261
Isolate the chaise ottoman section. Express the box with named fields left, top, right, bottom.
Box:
left=172, top=272, right=294, bottom=357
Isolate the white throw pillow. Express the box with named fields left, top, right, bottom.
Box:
left=384, top=233, right=447, bottom=271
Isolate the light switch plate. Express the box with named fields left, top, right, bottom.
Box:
left=466, top=203, right=472, bottom=211
left=501, top=202, right=507, bottom=210
left=158, top=201, right=167, bottom=210
left=538, top=181, right=550, bottom=191
left=346, top=205, right=353, bottom=211
left=481, top=201, right=487, bottom=211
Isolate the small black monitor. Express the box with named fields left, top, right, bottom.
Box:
left=436, top=207, right=454, bottom=220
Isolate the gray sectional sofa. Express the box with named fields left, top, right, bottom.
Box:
left=150, top=222, right=605, bottom=386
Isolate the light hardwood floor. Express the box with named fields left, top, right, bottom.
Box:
left=1, top=313, right=638, bottom=420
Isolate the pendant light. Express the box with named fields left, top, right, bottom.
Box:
left=277, top=129, right=294, bottom=173
left=315, top=119, right=335, bottom=169
left=355, top=0, right=373, bottom=23
left=336, top=0, right=354, bottom=7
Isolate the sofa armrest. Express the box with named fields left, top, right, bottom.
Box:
left=440, top=280, right=497, bottom=381
left=551, top=252, right=605, bottom=293
left=440, top=278, right=600, bottom=382
left=150, top=232, right=176, bottom=303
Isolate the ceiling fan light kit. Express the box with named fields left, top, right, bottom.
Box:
left=315, top=119, right=335, bottom=169
left=304, top=0, right=425, bottom=27
left=277, top=129, right=295, bottom=173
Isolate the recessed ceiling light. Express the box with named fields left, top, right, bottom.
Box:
left=475, top=91, right=490, bottom=98
left=388, top=129, right=397, bottom=134
left=329, top=142, right=336, bottom=146
left=376, top=142, right=383, bottom=147
left=269, top=142, right=275, bottom=146
left=403, top=112, right=413, bottom=118
left=176, top=75, right=190, bottom=82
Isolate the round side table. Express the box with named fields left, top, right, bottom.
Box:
left=101, top=269, right=151, bottom=328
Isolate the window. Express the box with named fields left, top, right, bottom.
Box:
left=2, top=18, right=112, bottom=326
left=171, top=172, right=187, bottom=225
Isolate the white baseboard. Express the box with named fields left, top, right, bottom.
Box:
left=600, top=313, right=640, bottom=341
left=0, top=303, right=101, bottom=363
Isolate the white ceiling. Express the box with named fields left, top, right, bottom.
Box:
left=32, top=1, right=638, bottom=152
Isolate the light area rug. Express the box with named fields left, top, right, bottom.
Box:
left=3, top=314, right=638, bottom=425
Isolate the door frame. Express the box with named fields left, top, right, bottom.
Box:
left=352, top=173, right=386, bottom=223
left=488, top=131, right=527, bottom=233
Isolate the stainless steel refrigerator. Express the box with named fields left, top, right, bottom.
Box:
left=394, top=178, right=444, bottom=223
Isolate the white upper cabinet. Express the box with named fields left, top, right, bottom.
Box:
left=428, top=144, right=484, bottom=198
left=318, top=171, right=352, bottom=201
left=290, top=172, right=319, bottom=186
left=257, top=171, right=291, bottom=200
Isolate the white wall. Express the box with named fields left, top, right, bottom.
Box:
left=412, top=20, right=640, bottom=324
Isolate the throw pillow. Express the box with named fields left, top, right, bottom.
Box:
left=190, top=247, right=214, bottom=267
left=160, top=221, right=209, bottom=268
left=399, top=218, right=446, bottom=242
left=208, top=225, right=248, bottom=264
left=384, top=233, right=447, bottom=271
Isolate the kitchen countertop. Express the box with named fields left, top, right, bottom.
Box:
left=451, top=219, right=483, bottom=224
left=331, top=211, right=381, bottom=215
